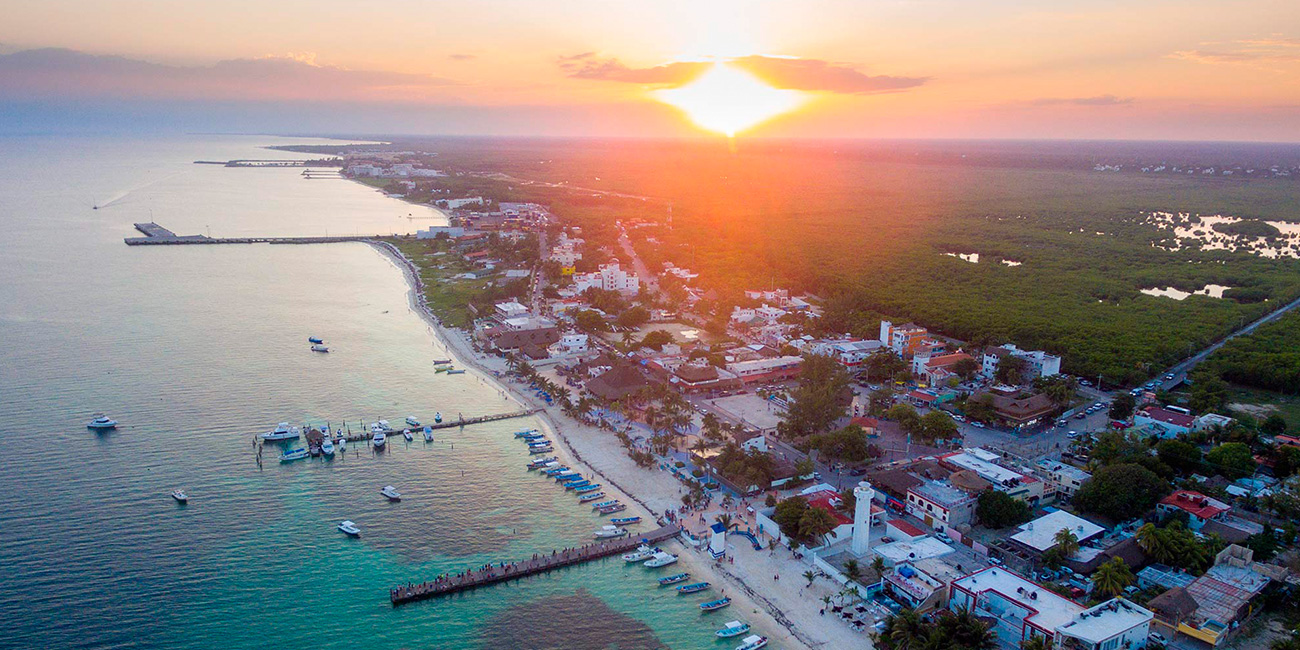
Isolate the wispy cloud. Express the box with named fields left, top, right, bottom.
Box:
left=448, top=53, right=476, bottom=61
left=1031, top=94, right=1134, bottom=106
left=1170, top=37, right=1300, bottom=66
left=559, top=53, right=928, bottom=94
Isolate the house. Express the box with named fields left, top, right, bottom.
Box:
left=880, top=321, right=945, bottom=358
left=1035, top=460, right=1093, bottom=499
left=584, top=365, right=650, bottom=402
left=912, top=350, right=976, bottom=386
left=1157, top=490, right=1230, bottom=531
left=484, top=326, right=561, bottom=351
left=981, top=344, right=1062, bottom=381
left=1134, top=406, right=1196, bottom=438
left=883, top=562, right=948, bottom=612
left=725, top=356, right=803, bottom=385
left=1009, top=510, right=1104, bottom=555
left=1194, top=413, right=1235, bottom=431
left=949, top=567, right=1153, bottom=650
left=572, top=262, right=640, bottom=295
left=906, top=480, right=978, bottom=528
left=1152, top=546, right=1272, bottom=646
left=494, top=301, right=530, bottom=319
left=940, top=449, right=1045, bottom=505
left=886, top=518, right=928, bottom=542
left=810, top=338, right=885, bottom=369
left=549, top=333, right=589, bottom=356
left=974, top=391, right=1059, bottom=429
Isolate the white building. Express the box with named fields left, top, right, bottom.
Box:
left=810, top=338, right=885, bottom=369
left=982, top=344, right=1062, bottom=380
left=1035, top=460, right=1093, bottom=499
left=549, top=333, right=589, bottom=356
left=495, top=301, right=530, bottom=319
left=572, top=262, right=640, bottom=295
left=417, top=226, right=468, bottom=239
left=1009, top=510, right=1104, bottom=554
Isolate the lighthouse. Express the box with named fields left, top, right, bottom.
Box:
left=851, top=481, right=876, bottom=556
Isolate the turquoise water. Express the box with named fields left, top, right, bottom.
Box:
left=0, top=135, right=760, bottom=649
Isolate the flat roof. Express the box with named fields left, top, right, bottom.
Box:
left=874, top=537, right=954, bottom=564
left=909, top=480, right=974, bottom=507
left=1010, top=510, right=1105, bottom=552
left=887, top=519, right=927, bottom=538
left=1057, top=599, right=1154, bottom=644
left=953, top=567, right=1084, bottom=632
left=943, top=451, right=1025, bottom=484
left=1037, top=459, right=1092, bottom=482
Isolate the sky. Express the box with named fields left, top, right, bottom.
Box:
left=2, top=0, right=1299, bottom=140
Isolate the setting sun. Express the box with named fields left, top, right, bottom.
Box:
left=654, top=63, right=805, bottom=137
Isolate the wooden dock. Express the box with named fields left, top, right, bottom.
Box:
left=335, top=409, right=541, bottom=442
left=124, top=222, right=386, bottom=246
left=390, top=524, right=681, bottom=605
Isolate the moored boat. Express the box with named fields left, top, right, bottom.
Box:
left=643, top=552, right=678, bottom=568
left=338, top=520, right=361, bottom=536
left=677, top=582, right=711, bottom=594
left=87, top=414, right=118, bottom=430
left=308, top=336, right=323, bottom=344
left=590, top=500, right=618, bottom=509
left=372, top=432, right=387, bottom=449
left=658, top=572, right=690, bottom=586
left=381, top=485, right=401, bottom=501
left=311, top=344, right=329, bottom=353
left=577, top=491, right=606, bottom=502
left=597, top=503, right=626, bottom=514
left=716, top=621, right=751, bottom=638
left=594, top=525, right=627, bottom=539
left=405, top=416, right=421, bottom=427
left=622, top=545, right=655, bottom=562
left=432, top=359, right=451, bottom=365
left=699, top=597, right=732, bottom=612
left=513, top=428, right=540, bottom=438
left=260, top=422, right=300, bottom=441
left=610, top=516, right=641, bottom=526
left=529, top=457, right=559, bottom=469
left=280, top=447, right=308, bottom=462
left=336, top=437, right=346, bottom=452
left=527, top=439, right=551, bottom=447
left=321, top=437, right=335, bottom=456
left=171, top=489, right=188, bottom=503
left=574, top=484, right=602, bottom=494
left=403, top=430, right=413, bottom=442
left=734, top=634, right=767, bottom=650
left=528, top=445, right=553, bottom=454
left=446, top=369, right=465, bottom=374
left=423, top=427, right=433, bottom=442
left=433, top=412, right=443, bottom=422
left=564, top=479, right=591, bottom=490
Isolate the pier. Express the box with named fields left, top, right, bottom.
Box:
left=125, top=222, right=387, bottom=246
left=335, top=409, right=542, bottom=442
left=389, top=524, right=682, bottom=605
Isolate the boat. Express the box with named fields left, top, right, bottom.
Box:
left=434, top=366, right=450, bottom=374
left=403, top=430, right=413, bottom=442
left=527, top=439, right=551, bottom=447
left=564, top=480, right=591, bottom=490
left=677, top=582, right=711, bottom=594
left=338, top=520, right=361, bottom=536
left=423, top=427, right=433, bottom=442
left=622, top=545, right=655, bottom=562
left=658, top=572, right=690, bottom=586
left=577, top=491, right=606, bottom=503
left=529, top=457, right=559, bottom=470
left=308, top=336, right=323, bottom=344
left=553, top=472, right=580, bottom=481
left=598, top=503, right=627, bottom=514
left=405, top=416, right=421, bottom=427
left=699, top=597, right=732, bottom=612
left=513, top=429, right=540, bottom=438
left=543, top=467, right=571, bottom=477
left=610, top=516, right=641, bottom=526
left=574, top=484, right=602, bottom=494
left=374, top=420, right=392, bottom=431
left=381, top=485, right=402, bottom=501
left=716, top=621, right=752, bottom=639
left=446, top=369, right=465, bottom=375
left=643, top=552, right=679, bottom=568
left=260, top=422, right=300, bottom=441
left=734, top=634, right=768, bottom=650
left=432, top=359, right=452, bottom=365
left=171, top=490, right=188, bottom=503
left=590, top=500, right=618, bottom=509
left=520, top=432, right=546, bottom=441
left=311, top=344, right=330, bottom=353
left=87, top=414, right=118, bottom=430
left=594, top=525, right=627, bottom=539
left=372, top=432, right=386, bottom=449
left=336, top=437, right=346, bottom=452
left=321, top=437, right=336, bottom=456
left=528, top=446, right=553, bottom=454
left=280, top=448, right=308, bottom=462
left=434, top=412, right=443, bottom=423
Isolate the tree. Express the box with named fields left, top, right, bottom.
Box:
left=953, top=357, right=981, bottom=380
left=844, top=558, right=862, bottom=582
left=1035, top=375, right=1078, bottom=408
left=976, top=490, right=1030, bottom=529
left=1157, top=439, right=1203, bottom=474
left=640, top=329, right=674, bottom=351
left=995, top=356, right=1029, bottom=385
left=1109, top=393, right=1136, bottom=421
left=1054, top=528, right=1080, bottom=557
left=616, top=305, right=649, bottom=329
left=572, top=309, right=608, bottom=332
left=963, top=394, right=998, bottom=424
left=772, top=496, right=810, bottom=541
left=779, top=354, right=851, bottom=437
left=877, top=609, right=927, bottom=650
left=887, top=403, right=922, bottom=434
left=918, top=410, right=959, bottom=443
left=798, top=506, right=839, bottom=547
left=1022, top=636, right=1053, bottom=650
left=1187, top=372, right=1229, bottom=414
left=1091, top=557, right=1135, bottom=598
left=794, top=457, right=816, bottom=478
left=869, top=387, right=896, bottom=416
left=1244, top=527, right=1279, bottom=561
left=807, top=425, right=871, bottom=463
left=1205, top=442, right=1256, bottom=479
left=1073, top=463, right=1171, bottom=521
left=1262, top=413, right=1289, bottom=436
left=803, top=569, right=817, bottom=586
left=863, top=351, right=909, bottom=383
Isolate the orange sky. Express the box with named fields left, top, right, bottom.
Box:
left=2, top=0, right=1299, bottom=139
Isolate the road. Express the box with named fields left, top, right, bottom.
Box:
left=616, top=228, right=658, bottom=295
left=1152, top=292, right=1300, bottom=391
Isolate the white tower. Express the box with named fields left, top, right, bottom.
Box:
left=851, top=481, right=876, bottom=557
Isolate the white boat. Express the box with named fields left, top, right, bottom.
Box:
left=321, top=438, right=335, bottom=456
left=445, top=369, right=465, bottom=375
left=434, top=412, right=443, bottom=423
left=381, top=485, right=402, bottom=501
left=374, top=420, right=392, bottom=431
left=423, top=427, right=433, bottom=442
left=403, top=430, right=413, bottom=442
left=336, top=437, right=346, bottom=452
left=594, top=525, right=627, bottom=539
left=734, top=634, right=768, bottom=650
left=171, top=490, right=188, bottom=503
left=87, top=414, right=118, bottom=430
left=643, top=552, right=679, bottom=568
left=260, top=422, right=300, bottom=441
left=716, top=621, right=751, bottom=639
left=622, top=545, right=655, bottom=562
left=432, top=358, right=452, bottom=365
left=372, top=432, right=386, bottom=448
left=280, top=448, right=309, bottom=462
left=311, top=344, right=330, bottom=353
left=405, top=416, right=421, bottom=427
left=338, top=520, right=361, bottom=536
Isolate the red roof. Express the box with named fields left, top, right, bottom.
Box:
left=1276, top=434, right=1300, bottom=448
left=906, top=390, right=938, bottom=403
left=1140, top=406, right=1195, bottom=428
left=805, top=490, right=853, bottom=526
left=851, top=416, right=880, bottom=429
left=886, top=518, right=926, bottom=538
left=924, top=352, right=974, bottom=369
left=1160, top=490, right=1229, bottom=519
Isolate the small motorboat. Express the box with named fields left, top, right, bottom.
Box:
left=553, top=471, right=580, bottom=481
left=381, top=485, right=402, bottom=501
left=321, top=438, right=335, bottom=457
left=658, top=572, right=690, bottom=586
left=432, top=359, right=452, bottom=365
left=513, top=428, right=540, bottom=438
left=574, top=484, right=602, bottom=494
left=372, top=432, right=386, bottom=449
left=677, top=582, right=711, bottom=594
left=520, top=432, right=546, bottom=441
left=594, top=525, right=627, bottom=539
left=403, top=430, right=413, bottom=442
left=405, top=416, right=421, bottom=427
left=87, top=414, right=118, bottom=430
left=716, top=621, right=751, bottom=638
left=622, top=545, right=655, bottom=562
left=699, top=597, right=732, bottom=612
left=171, top=490, right=188, bottom=503
left=338, top=520, right=361, bottom=536
left=527, top=439, right=551, bottom=448
left=528, top=457, right=558, bottom=470
left=423, top=427, right=433, bottom=442
left=590, top=500, right=618, bottom=509
left=374, top=420, right=392, bottom=431
left=528, top=446, right=554, bottom=455
left=308, top=336, right=324, bottom=344
left=336, top=437, right=346, bottom=452
left=446, top=369, right=465, bottom=375
left=260, top=422, right=300, bottom=441
left=280, top=448, right=309, bottom=462
left=610, top=516, right=641, bottom=526
left=433, top=412, right=443, bottom=423
left=564, top=479, right=591, bottom=490
left=734, top=634, right=768, bottom=650
left=644, top=552, right=679, bottom=568
left=598, top=503, right=626, bottom=514
left=311, top=344, right=330, bottom=353
left=577, top=491, right=606, bottom=503
left=543, top=467, right=571, bottom=477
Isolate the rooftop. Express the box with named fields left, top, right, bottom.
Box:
left=804, top=489, right=853, bottom=526
left=874, top=537, right=954, bottom=564
left=1184, top=563, right=1270, bottom=625
left=1160, top=490, right=1230, bottom=519
left=1140, top=406, right=1196, bottom=428
left=909, top=480, right=975, bottom=508
left=886, top=519, right=927, bottom=538
left=954, top=567, right=1084, bottom=632
left=1010, top=510, right=1105, bottom=553
left=1037, top=459, right=1092, bottom=482
left=941, top=451, right=1025, bottom=485
left=1057, top=599, right=1154, bottom=644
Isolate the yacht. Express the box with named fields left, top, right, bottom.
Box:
left=171, top=489, right=188, bottom=503
left=321, top=437, right=335, bottom=457
left=402, top=430, right=413, bottom=442
left=308, top=336, right=323, bottom=344
left=716, top=621, right=751, bottom=638
left=280, top=448, right=309, bottom=462
left=622, top=545, right=655, bottom=562
left=433, top=412, right=443, bottom=423
left=734, top=634, right=768, bottom=650
left=260, top=423, right=300, bottom=441
left=699, top=597, right=732, bottom=612
left=311, top=344, right=330, bottom=353
left=594, top=525, right=627, bottom=539
left=87, top=414, right=118, bottom=430
left=380, top=485, right=402, bottom=501
left=372, top=431, right=386, bottom=449
left=405, top=416, right=421, bottom=427
left=337, top=520, right=361, bottom=537
left=643, top=552, right=678, bottom=568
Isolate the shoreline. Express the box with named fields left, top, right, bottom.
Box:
left=367, top=240, right=815, bottom=650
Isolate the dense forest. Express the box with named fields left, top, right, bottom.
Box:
left=1197, top=310, right=1300, bottom=394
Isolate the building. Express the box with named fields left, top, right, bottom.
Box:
left=1009, top=510, right=1105, bottom=555
left=810, top=338, right=885, bottom=369
left=1035, top=460, right=1093, bottom=499
left=494, top=301, right=530, bottom=319
left=949, top=567, right=1153, bottom=650
left=1149, top=546, right=1272, bottom=647
left=584, top=365, right=650, bottom=401
left=1157, top=491, right=1230, bottom=531
left=940, top=449, right=1045, bottom=505
left=572, top=262, right=640, bottom=295
left=906, top=480, right=978, bottom=528
left=880, top=321, right=944, bottom=358
left=1194, top=413, right=1235, bottom=431
left=981, top=344, right=1062, bottom=381
left=416, top=225, right=469, bottom=239
left=549, top=333, right=589, bottom=356
left=974, top=391, right=1059, bottom=429
left=883, top=562, right=948, bottom=612
left=1135, top=406, right=1196, bottom=438
left=912, top=350, right=976, bottom=386
left=725, top=356, right=803, bottom=385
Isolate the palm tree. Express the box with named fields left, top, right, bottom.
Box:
left=844, top=559, right=862, bottom=583
left=716, top=513, right=737, bottom=532
left=798, top=507, right=839, bottom=548
left=1135, top=522, right=1164, bottom=559
left=1053, top=528, right=1080, bottom=558
left=872, top=556, right=886, bottom=575
left=1091, top=557, right=1134, bottom=598
left=802, top=569, right=817, bottom=587
left=1022, top=635, right=1053, bottom=650
left=879, top=609, right=927, bottom=650
left=943, top=607, right=998, bottom=650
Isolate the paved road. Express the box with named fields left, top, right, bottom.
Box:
left=1152, top=292, right=1300, bottom=392
left=617, top=229, right=658, bottom=295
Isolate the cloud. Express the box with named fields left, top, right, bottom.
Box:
left=448, top=53, right=476, bottom=61
left=1031, top=94, right=1134, bottom=106
left=1170, top=37, right=1300, bottom=65
left=560, top=53, right=928, bottom=94
left=0, top=48, right=460, bottom=102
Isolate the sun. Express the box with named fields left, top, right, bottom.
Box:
left=654, top=63, right=805, bottom=137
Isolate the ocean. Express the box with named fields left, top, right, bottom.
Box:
left=0, top=135, right=758, bottom=649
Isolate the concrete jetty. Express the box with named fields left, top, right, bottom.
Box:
left=389, top=524, right=682, bottom=605
left=336, top=409, right=541, bottom=442
left=125, top=222, right=387, bottom=246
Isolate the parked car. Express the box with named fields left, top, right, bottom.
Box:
left=1149, top=633, right=1166, bottom=645
left=1075, top=412, right=1087, bottom=419
left=1067, top=430, right=1078, bottom=438
left=935, top=531, right=953, bottom=543
left=850, top=468, right=867, bottom=477
left=1164, top=374, right=1175, bottom=380
left=971, top=421, right=986, bottom=428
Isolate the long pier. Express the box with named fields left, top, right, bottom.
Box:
left=335, top=409, right=541, bottom=442
left=125, top=222, right=386, bottom=246
left=389, top=524, right=682, bottom=605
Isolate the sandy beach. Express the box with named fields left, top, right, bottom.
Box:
left=370, top=241, right=877, bottom=649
